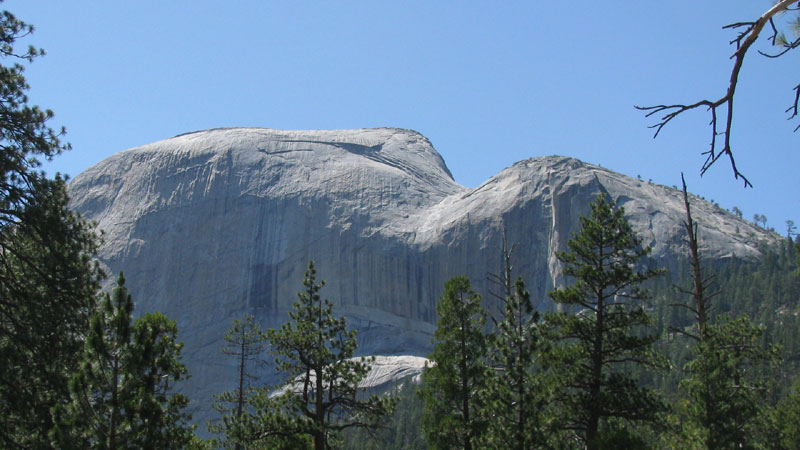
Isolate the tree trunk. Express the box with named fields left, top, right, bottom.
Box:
left=586, top=290, right=604, bottom=450
left=110, top=354, right=120, bottom=450
left=315, top=365, right=325, bottom=450
left=314, top=430, right=325, bottom=450
left=460, top=292, right=472, bottom=450
left=235, top=337, right=245, bottom=450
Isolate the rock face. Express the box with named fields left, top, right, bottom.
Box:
left=274, top=355, right=428, bottom=398
left=68, top=127, right=776, bottom=427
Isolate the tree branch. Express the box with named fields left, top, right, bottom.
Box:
left=636, top=0, right=799, bottom=187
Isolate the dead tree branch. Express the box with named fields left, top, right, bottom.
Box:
left=636, top=0, right=799, bottom=188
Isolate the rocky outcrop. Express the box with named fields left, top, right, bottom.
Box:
left=273, top=355, right=428, bottom=398
left=67, top=127, right=777, bottom=428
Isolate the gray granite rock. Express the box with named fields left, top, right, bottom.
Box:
left=272, top=355, right=428, bottom=398
left=68, top=127, right=777, bottom=429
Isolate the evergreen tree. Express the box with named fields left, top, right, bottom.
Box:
left=484, top=278, right=548, bottom=449
left=796, top=240, right=800, bottom=276
left=52, top=273, right=193, bottom=449
left=0, top=176, right=102, bottom=448
left=671, top=178, right=781, bottom=449
left=128, top=311, right=194, bottom=448
left=678, top=316, right=779, bottom=449
left=240, top=260, right=395, bottom=450
left=547, top=193, right=666, bottom=449
left=771, top=377, right=800, bottom=449
left=341, top=380, right=427, bottom=450
left=0, top=8, right=104, bottom=447
left=421, top=276, right=489, bottom=450
left=210, top=314, right=268, bottom=449
left=483, top=231, right=549, bottom=449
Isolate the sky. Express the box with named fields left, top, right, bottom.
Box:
left=10, top=1, right=800, bottom=235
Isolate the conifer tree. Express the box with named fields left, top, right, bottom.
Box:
left=0, top=8, right=104, bottom=447
left=796, top=240, right=800, bottom=276
left=671, top=178, right=781, bottom=449
left=421, top=276, right=489, bottom=450
left=128, top=311, right=194, bottom=448
left=771, top=378, right=800, bottom=449
left=239, top=260, right=395, bottom=450
left=484, top=278, right=548, bottom=449
left=483, top=231, right=548, bottom=449
left=547, top=193, right=666, bottom=449
left=52, top=273, right=193, bottom=449
left=0, top=176, right=102, bottom=448
left=210, top=314, right=268, bottom=449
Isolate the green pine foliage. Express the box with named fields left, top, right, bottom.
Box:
left=660, top=183, right=784, bottom=449
left=646, top=240, right=800, bottom=404
left=129, top=311, right=194, bottom=448
left=796, top=240, right=800, bottom=276
left=209, top=314, right=268, bottom=449
left=420, top=276, right=490, bottom=450
left=484, top=278, right=549, bottom=449
left=546, top=193, right=667, bottom=449
left=769, top=378, right=800, bottom=449
left=0, top=8, right=104, bottom=448
left=232, top=260, right=395, bottom=450
left=52, top=273, right=194, bottom=449
left=341, top=380, right=427, bottom=450
left=675, top=316, right=780, bottom=449
left=0, top=177, right=103, bottom=448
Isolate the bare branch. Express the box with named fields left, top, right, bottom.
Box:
left=669, top=302, right=699, bottom=316
left=766, top=17, right=780, bottom=46
left=668, top=325, right=700, bottom=342
left=760, top=12, right=800, bottom=58
left=787, top=83, right=800, bottom=130
left=724, top=21, right=757, bottom=49
left=636, top=0, right=799, bottom=187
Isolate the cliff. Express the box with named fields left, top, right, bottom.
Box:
left=68, top=127, right=776, bottom=426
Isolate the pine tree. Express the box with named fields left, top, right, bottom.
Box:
left=483, top=231, right=549, bottom=449
left=210, top=314, right=268, bottom=449
left=0, top=8, right=104, bottom=447
left=52, top=273, right=193, bottom=449
left=240, top=260, right=395, bottom=450
left=0, top=176, right=102, bottom=448
left=340, top=380, right=428, bottom=450
left=796, top=240, right=800, bottom=276
left=771, top=378, right=800, bottom=449
left=128, top=311, right=194, bottom=448
left=484, top=278, right=548, bottom=449
left=421, top=276, right=490, bottom=450
left=679, top=317, right=779, bottom=449
left=547, top=193, right=666, bottom=449
left=672, top=178, right=781, bottom=449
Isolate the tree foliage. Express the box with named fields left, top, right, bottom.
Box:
left=341, top=380, right=427, bottom=450
left=678, top=316, right=780, bottom=449
left=52, top=273, right=194, bottom=449
left=420, top=276, right=489, bottom=450
left=770, top=378, right=800, bottom=449
left=0, top=7, right=104, bottom=448
left=547, top=193, right=666, bottom=449
left=231, top=260, right=395, bottom=450
left=667, top=179, right=782, bottom=449
left=484, top=278, right=548, bottom=450
left=210, top=314, right=268, bottom=449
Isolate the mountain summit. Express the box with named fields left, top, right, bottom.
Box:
left=68, top=127, right=776, bottom=425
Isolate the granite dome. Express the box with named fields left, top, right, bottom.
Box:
left=68, top=127, right=777, bottom=428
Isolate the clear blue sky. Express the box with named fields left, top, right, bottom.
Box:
left=12, top=1, right=799, bottom=234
